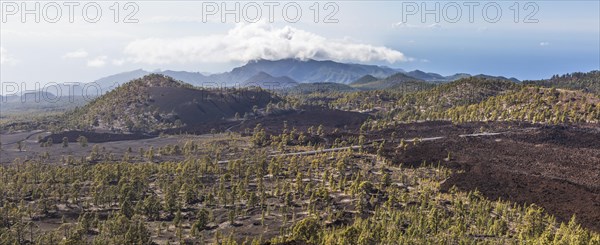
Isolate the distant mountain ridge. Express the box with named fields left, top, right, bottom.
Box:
left=1, top=58, right=532, bottom=108
left=402, top=70, right=520, bottom=83
left=87, top=59, right=401, bottom=89
left=406, top=70, right=446, bottom=81
left=233, top=59, right=400, bottom=84
left=36, top=59, right=525, bottom=97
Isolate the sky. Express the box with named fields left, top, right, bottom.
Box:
left=0, top=0, right=599, bottom=90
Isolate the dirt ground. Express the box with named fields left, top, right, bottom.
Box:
left=374, top=121, right=600, bottom=231
left=2, top=119, right=598, bottom=233
left=0, top=132, right=226, bottom=164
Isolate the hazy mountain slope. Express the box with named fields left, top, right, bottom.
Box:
left=158, top=70, right=208, bottom=85
left=350, top=75, right=379, bottom=85
left=242, top=72, right=298, bottom=89
left=445, top=73, right=472, bottom=81
left=0, top=91, right=85, bottom=116
left=401, top=71, right=520, bottom=83
left=0, top=91, right=56, bottom=103
left=94, top=69, right=151, bottom=92
left=95, top=69, right=208, bottom=89
left=473, top=74, right=520, bottom=83
left=406, top=70, right=446, bottom=81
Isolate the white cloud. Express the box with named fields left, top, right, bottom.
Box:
left=112, top=59, right=126, bottom=66
left=392, top=22, right=442, bottom=29
left=539, top=42, right=550, bottom=46
left=87, top=56, right=108, bottom=67
left=62, top=49, right=88, bottom=59
left=392, top=22, right=416, bottom=28
left=124, top=22, right=407, bottom=65
left=0, top=47, right=18, bottom=65
left=427, top=23, right=442, bottom=29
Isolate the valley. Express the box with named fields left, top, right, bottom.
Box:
left=0, top=67, right=599, bottom=244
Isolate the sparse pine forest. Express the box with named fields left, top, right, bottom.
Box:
left=1, top=130, right=598, bottom=244
left=0, top=71, right=599, bottom=244
left=525, top=71, right=600, bottom=95
left=324, top=75, right=600, bottom=127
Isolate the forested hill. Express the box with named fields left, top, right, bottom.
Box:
left=64, top=74, right=279, bottom=133
left=524, top=71, right=600, bottom=95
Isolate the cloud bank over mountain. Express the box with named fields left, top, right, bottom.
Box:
left=123, top=22, right=407, bottom=65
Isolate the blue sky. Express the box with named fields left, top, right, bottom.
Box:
left=0, top=1, right=598, bottom=88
